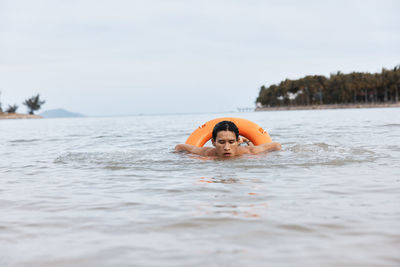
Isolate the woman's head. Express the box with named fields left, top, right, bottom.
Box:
left=212, top=121, right=239, bottom=141
left=212, top=121, right=240, bottom=157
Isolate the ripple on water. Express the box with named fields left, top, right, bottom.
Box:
left=54, top=151, right=147, bottom=170
left=381, top=123, right=400, bottom=127
left=283, top=143, right=379, bottom=167
left=53, top=150, right=214, bottom=172
left=9, top=138, right=41, bottom=143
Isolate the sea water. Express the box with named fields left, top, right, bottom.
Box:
left=1, top=108, right=400, bottom=266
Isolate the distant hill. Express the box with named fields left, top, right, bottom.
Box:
left=40, top=109, right=85, bottom=118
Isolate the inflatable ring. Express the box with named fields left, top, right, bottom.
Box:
left=185, top=117, right=272, bottom=147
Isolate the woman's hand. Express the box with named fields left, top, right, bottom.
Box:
left=238, top=136, right=253, bottom=146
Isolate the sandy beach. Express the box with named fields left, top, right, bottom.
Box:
left=255, top=102, right=400, bottom=111
left=0, top=113, right=42, bottom=120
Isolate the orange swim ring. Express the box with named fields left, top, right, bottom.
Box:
left=185, top=117, right=272, bottom=147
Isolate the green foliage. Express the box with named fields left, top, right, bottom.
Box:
left=256, top=66, right=400, bottom=107
left=23, top=94, right=46, bottom=114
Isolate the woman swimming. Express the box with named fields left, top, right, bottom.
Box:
left=175, top=120, right=281, bottom=158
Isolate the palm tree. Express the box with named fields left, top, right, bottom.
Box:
left=6, top=104, right=18, bottom=113
left=23, top=94, right=45, bottom=114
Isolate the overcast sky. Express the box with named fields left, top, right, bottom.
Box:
left=1, top=0, right=399, bottom=116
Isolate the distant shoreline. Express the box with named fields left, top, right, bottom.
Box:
left=0, top=113, right=42, bottom=120
left=255, top=102, right=400, bottom=112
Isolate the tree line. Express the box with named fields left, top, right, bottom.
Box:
left=256, top=65, right=400, bottom=107
left=0, top=92, right=46, bottom=115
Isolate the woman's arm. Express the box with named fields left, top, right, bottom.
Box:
left=248, top=142, right=282, bottom=154
left=175, top=144, right=215, bottom=156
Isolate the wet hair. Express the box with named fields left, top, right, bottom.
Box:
left=212, top=121, right=239, bottom=140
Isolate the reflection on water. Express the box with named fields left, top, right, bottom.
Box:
left=1, top=108, right=400, bottom=266
left=194, top=176, right=268, bottom=219
left=198, top=177, right=242, bottom=184
left=194, top=202, right=267, bottom=219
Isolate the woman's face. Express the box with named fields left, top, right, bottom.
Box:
left=212, top=130, right=239, bottom=158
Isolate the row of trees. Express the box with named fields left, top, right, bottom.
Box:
left=0, top=92, right=46, bottom=115
left=256, top=66, right=400, bottom=107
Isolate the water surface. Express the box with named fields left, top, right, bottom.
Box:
left=1, top=108, right=400, bottom=266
